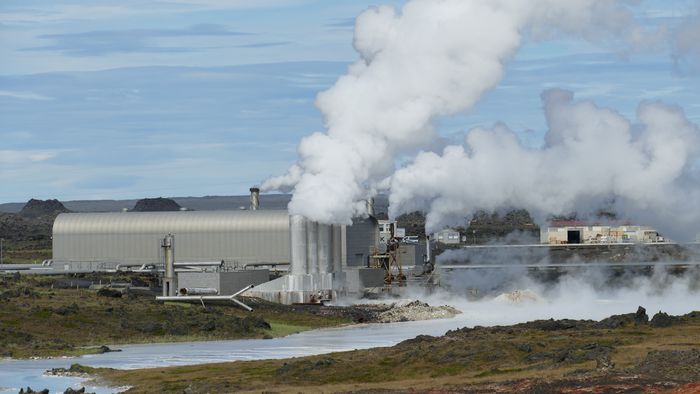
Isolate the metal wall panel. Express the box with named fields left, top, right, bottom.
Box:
left=345, top=217, right=379, bottom=267
left=53, top=210, right=291, bottom=265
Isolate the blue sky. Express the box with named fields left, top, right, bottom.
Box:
left=0, top=0, right=698, bottom=203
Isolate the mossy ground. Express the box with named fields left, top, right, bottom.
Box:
left=0, top=274, right=352, bottom=358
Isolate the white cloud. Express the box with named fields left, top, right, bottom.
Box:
left=0, top=90, right=53, bottom=100
left=0, top=149, right=60, bottom=164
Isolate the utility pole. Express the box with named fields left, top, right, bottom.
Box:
left=1, top=238, right=4, bottom=264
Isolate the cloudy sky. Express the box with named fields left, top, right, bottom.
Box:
left=0, top=0, right=698, bottom=203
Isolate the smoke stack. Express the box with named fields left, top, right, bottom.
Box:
left=425, top=235, right=431, bottom=264
left=366, top=198, right=375, bottom=217
left=250, top=187, right=260, bottom=211
left=162, top=234, right=176, bottom=297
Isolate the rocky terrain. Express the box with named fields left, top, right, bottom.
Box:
left=372, top=300, right=461, bottom=323
left=0, top=199, right=70, bottom=263
left=131, top=197, right=182, bottom=212
left=396, top=209, right=540, bottom=242
left=18, top=199, right=71, bottom=218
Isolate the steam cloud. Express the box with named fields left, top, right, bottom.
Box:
left=264, top=0, right=698, bottom=239
left=390, top=90, right=700, bottom=240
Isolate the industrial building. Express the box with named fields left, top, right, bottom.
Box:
left=53, top=210, right=378, bottom=270
left=541, top=221, right=663, bottom=244
left=433, top=228, right=462, bottom=245
left=51, top=189, right=390, bottom=304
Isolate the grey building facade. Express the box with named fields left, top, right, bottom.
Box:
left=52, top=210, right=378, bottom=269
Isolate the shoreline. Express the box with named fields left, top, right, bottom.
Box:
left=89, top=307, right=700, bottom=393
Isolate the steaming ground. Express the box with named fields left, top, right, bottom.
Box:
left=384, top=265, right=700, bottom=328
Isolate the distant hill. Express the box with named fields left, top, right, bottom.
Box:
left=0, top=193, right=390, bottom=215
left=132, top=197, right=181, bottom=212
left=18, top=199, right=71, bottom=218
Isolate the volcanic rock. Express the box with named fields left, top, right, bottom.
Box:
left=131, top=197, right=181, bottom=212
left=19, top=199, right=70, bottom=218
left=650, top=311, right=681, bottom=327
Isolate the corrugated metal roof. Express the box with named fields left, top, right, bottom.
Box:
left=53, top=210, right=290, bottom=235
left=52, top=210, right=292, bottom=265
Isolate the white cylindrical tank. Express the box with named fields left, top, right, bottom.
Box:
left=306, top=221, right=318, bottom=274
left=162, top=234, right=176, bottom=296
left=317, top=223, right=332, bottom=274
left=290, top=215, right=307, bottom=275
left=332, top=224, right=342, bottom=274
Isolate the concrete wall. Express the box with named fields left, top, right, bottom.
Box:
left=219, top=270, right=269, bottom=294
left=397, top=243, right=422, bottom=267
left=345, top=217, right=379, bottom=267
left=178, top=270, right=269, bottom=295
left=345, top=267, right=385, bottom=293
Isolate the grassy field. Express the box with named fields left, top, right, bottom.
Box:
left=0, top=239, right=52, bottom=263
left=92, top=311, right=700, bottom=393
left=0, top=274, right=354, bottom=358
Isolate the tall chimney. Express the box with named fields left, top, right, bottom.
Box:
left=162, top=234, right=176, bottom=296
left=249, top=186, right=260, bottom=211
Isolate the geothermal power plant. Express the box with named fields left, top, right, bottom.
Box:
left=44, top=188, right=410, bottom=304
left=6, top=189, right=696, bottom=306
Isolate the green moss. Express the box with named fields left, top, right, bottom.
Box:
left=265, top=322, right=308, bottom=337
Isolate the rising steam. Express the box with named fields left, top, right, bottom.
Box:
left=390, top=89, right=700, bottom=240
left=263, top=0, right=697, bottom=239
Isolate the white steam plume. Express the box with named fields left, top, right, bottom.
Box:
left=389, top=89, right=700, bottom=241
left=262, top=0, right=643, bottom=225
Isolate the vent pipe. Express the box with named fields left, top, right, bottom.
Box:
left=366, top=198, right=375, bottom=217
left=249, top=187, right=260, bottom=210
left=162, top=234, right=176, bottom=296
left=425, top=235, right=431, bottom=264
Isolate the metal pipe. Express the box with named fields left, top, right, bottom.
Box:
left=173, top=261, right=223, bottom=267
left=179, top=287, right=218, bottom=296
left=425, top=235, right=431, bottom=263
left=162, top=234, right=176, bottom=297
left=290, top=215, right=307, bottom=275
left=250, top=187, right=260, bottom=210
left=156, top=284, right=254, bottom=311
left=232, top=284, right=255, bottom=297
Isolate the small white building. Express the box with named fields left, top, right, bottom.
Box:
left=377, top=219, right=396, bottom=244
left=433, top=228, right=461, bottom=245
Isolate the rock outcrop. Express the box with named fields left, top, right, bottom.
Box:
left=18, top=199, right=70, bottom=218
left=131, top=197, right=181, bottom=212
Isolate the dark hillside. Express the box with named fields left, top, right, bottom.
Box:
left=132, top=197, right=181, bottom=212
left=18, top=198, right=70, bottom=218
